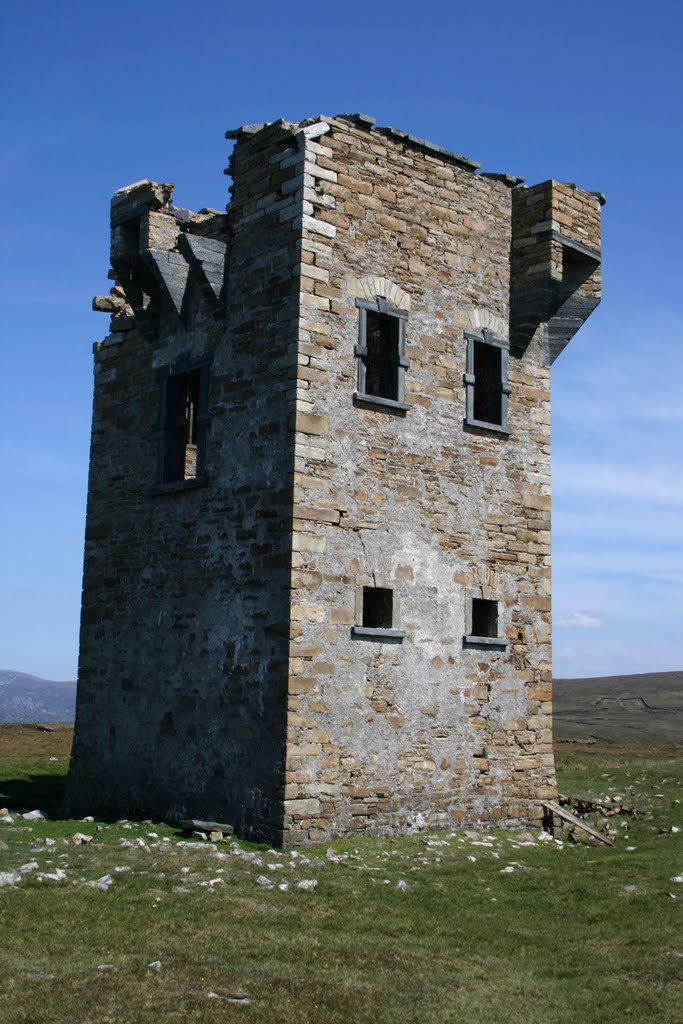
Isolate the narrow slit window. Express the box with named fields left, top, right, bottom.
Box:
left=471, top=598, right=498, bottom=639
left=362, top=587, right=394, bottom=629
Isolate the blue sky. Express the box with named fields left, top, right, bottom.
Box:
left=1, top=1, right=681, bottom=680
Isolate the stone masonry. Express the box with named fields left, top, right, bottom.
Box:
left=67, top=114, right=603, bottom=844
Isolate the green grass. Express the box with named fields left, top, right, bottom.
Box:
left=1, top=728, right=681, bottom=1023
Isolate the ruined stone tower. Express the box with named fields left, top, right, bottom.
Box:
left=67, top=114, right=602, bottom=843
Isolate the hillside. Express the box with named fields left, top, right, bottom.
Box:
left=2, top=668, right=681, bottom=743
left=553, top=670, right=682, bottom=746
left=0, top=670, right=76, bottom=723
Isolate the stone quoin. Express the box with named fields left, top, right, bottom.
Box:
left=67, top=114, right=603, bottom=844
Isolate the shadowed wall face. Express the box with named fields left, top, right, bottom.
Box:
left=68, top=127, right=305, bottom=841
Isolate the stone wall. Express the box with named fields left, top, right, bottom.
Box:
left=283, top=116, right=565, bottom=842
left=68, top=126, right=306, bottom=840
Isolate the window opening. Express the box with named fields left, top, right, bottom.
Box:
left=363, top=312, right=400, bottom=401
left=354, top=297, right=410, bottom=411
left=164, top=370, right=200, bottom=482
left=473, top=340, right=502, bottom=425
left=362, top=587, right=394, bottom=629
left=156, top=355, right=211, bottom=486
left=464, top=328, right=510, bottom=434
left=471, top=598, right=498, bottom=639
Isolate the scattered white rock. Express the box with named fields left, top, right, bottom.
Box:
left=148, top=960, right=162, bottom=971
left=22, top=810, right=48, bottom=821
left=0, top=870, right=21, bottom=886
left=267, top=863, right=285, bottom=872
left=255, top=875, right=273, bottom=888
left=278, top=882, right=289, bottom=892
left=1, top=816, right=14, bottom=825
left=114, top=866, right=131, bottom=874
left=97, top=964, right=117, bottom=972
left=671, top=874, right=683, bottom=883
left=86, top=874, right=113, bottom=891
left=37, top=869, right=67, bottom=882
left=296, top=879, right=318, bottom=892
left=19, top=861, right=39, bottom=874
left=207, top=989, right=251, bottom=1004
left=500, top=866, right=515, bottom=874
left=466, top=855, right=477, bottom=863
left=395, top=879, right=408, bottom=891
left=671, top=826, right=680, bottom=833
left=43, top=838, right=56, bottom=846
left=82, top=816, right=95, bottom=823
left=72, top=833, right=93, bottom=845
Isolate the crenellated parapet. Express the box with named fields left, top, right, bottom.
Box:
left=511, top=180, right=603, bottom=363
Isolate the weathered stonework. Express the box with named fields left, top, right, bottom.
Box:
left=67, top=114, right=603, bottom=844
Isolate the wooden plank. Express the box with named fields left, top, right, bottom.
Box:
left=541, top=800, right=614, bottom=846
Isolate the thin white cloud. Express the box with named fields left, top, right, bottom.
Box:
left=554, top=461, right=683, bottom=506
left=554, top=548, right=683, bottom=582
left=555, top=612, right=605, bottom=630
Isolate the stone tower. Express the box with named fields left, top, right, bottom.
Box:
left=67, top=114, right=602, bottom=844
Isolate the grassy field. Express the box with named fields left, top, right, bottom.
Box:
left=1, top=726, right=681, bottom=1024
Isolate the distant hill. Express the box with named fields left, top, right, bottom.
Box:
left=0, top=670, right=76, bottom=723
left=1, top=668, right=681, bottom=743
left=553, top=671, right=682, bottom=746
